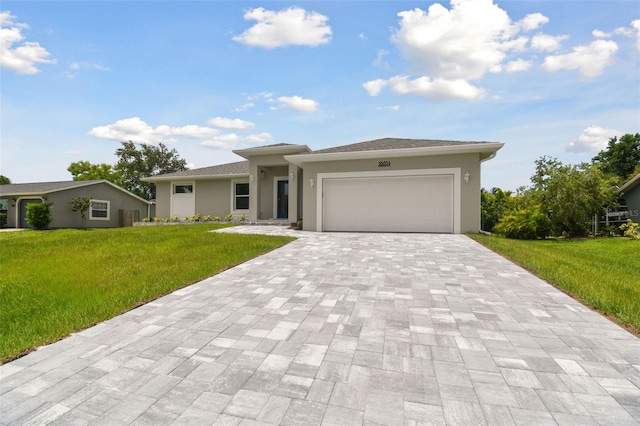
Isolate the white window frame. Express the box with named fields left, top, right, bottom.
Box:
left=231, top=180, right=250, bottom=213
left=90, top=200, right=110, bottom=221
left=173, top=183, right=194, bottom=194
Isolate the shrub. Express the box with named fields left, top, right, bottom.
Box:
left=213, top=216, right=222, bottom=222
left=25, top=203, right=53, bottom=230
left=0, top=212, right=7, bottom=228
left=493, top=205, right=551, bottom=240
left=142, top=217, right=151, bottom=222
left=202, top=215, right=213, bottom=222
left=169, top=215, right=180, bottom=222
left=620, top=219, right=640, bottom=240
left=224, top=213, right=233, bottom=222
left=237, top=214, right=245, bottom=222
left=191, top=213, right=201, bottom=222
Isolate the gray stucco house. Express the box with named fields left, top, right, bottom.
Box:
left=0, top=180, right=152, bottom=229
left=618, top=173, right=640, bottom=225
left=144, top=138, right=503, bottom=233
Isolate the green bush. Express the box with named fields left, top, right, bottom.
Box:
left=25, top=203, right=53, bottom=230
left=620, top=219, right=640, bottom=240
left=493, top=205, right=551, bottom=240
left=237, top=214, right=246, bottom=222
left=0, top=212, right=7, bottom=228
left=224, top=213, right=233, bottom=222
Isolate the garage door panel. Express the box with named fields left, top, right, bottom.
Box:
left=322, top=175, right=453, bottom=233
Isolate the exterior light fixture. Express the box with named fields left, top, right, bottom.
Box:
left=464, top=172, right=470, bottom=183
left=309, top=178, right=315, bottom=188
left=250, top=174, right=255, bottom=182
left=289, top=172, right=295, bottom=181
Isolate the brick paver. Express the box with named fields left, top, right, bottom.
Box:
left=1, top=227, right=639, bottom=425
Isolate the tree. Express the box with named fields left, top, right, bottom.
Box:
left=530, top=157, right=619, bottom=237
left=481, top=187, right=514, bottom=232
left=67, top=161, right=124, bottom=185
left=592, top=133, right=640, bottom=181
left=69, top=196, right=92, bottom=229
left=115, top=141, right=188, bottom=200
left=0, top=175, right=11, bottom=185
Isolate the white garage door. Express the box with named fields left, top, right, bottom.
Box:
left=322, top=174, right=454, bottom=233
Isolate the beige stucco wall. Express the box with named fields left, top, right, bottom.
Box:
left=300, top=153, right=483, bottom=233
left=195, top=180, right=233, bottom=217
left=155, top=182, right=171, bottom=218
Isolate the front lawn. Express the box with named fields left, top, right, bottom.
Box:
left=469, top=234, right=640, bottom=334
left=0, top=225, right=294, bottom=362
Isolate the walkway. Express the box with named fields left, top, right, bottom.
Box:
left=1, top=227, right=639, bottom=425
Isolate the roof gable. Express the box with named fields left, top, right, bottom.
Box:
left=0, top=180, right=150, bottom=204
left=143, top=161, right=249, bottom=181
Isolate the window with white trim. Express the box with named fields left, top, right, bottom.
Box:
left=233, top=182, right=249, bottom=211
left=90, top=200, right=110, bottom=220
left=173, top=184, right=193, bottom=194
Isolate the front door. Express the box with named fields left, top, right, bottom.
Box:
left=276, top=179, right=289, bottom=219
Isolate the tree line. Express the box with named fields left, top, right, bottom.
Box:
left=482, top=133, right=640, bottom=239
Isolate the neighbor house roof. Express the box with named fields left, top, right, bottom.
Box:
left=142, top=161, right=249, bottom=182
left=285, top=138, right=504, bottom=166
left=0, top=180, right=151, bottom=203
left=620, top=172, right=640, bottom=194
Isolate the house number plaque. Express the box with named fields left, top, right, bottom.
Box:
left=378, top=160, right=391, bottom=167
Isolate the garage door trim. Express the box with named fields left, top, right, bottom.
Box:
left=316, top=168, right=461, bottom=233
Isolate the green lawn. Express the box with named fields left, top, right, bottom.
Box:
left=468, top=234, right=640, bottom=334
left=0, top=225, right=294, bottom=362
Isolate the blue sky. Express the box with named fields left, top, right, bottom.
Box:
left=1, top=0, right=639, bottom=190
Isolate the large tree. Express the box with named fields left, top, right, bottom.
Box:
left=530, top=156, right=619, bottom=237
left=592, top=133, right=640, bottom=181
left=115, top=141, right=188, bottom=200
left=67, top=161, right=124, bottom=185
left=0, top=175, right=11, bottom=185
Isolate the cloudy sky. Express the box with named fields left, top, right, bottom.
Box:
left=1, top=0, right=639, bottom=190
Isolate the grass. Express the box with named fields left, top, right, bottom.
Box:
left=468, top=234, right=640, bottom=334
left=0, top=225, right=294, bottom=362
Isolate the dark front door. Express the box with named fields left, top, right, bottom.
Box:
left=276, top=180, right=289, bottom=219
left=20, top=199, right=42, bottom=228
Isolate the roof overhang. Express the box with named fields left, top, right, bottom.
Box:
left=233, top=144, right=310, bottom=159
left=284, top=142, right=504, bottom=167
left=620, top=173, right=640, bottom=194
left=0, top=180, right=151, bottom=204
left=142, top=173, right=249, bottom=183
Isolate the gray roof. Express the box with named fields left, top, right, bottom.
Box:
left=0, top=180, right=106, bottom=196
left=0, top=180, right=151, bottom=203
left=309, top=138, right=495, bottom=155
left=150, top=161, right=249, bottom=179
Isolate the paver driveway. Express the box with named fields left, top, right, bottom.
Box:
left=1, top=227, right=639, bottom=425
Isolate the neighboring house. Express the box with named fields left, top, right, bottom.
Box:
left=618, top=173, right=640, bottom=225
left=0, top=180, right=152, bottom=229
left=144, top=138, right=504, bottom=233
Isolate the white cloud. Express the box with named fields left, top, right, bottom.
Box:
left=208, top=117, right=255, bottom=130
left=244, top=132, right=274, bottom=144
left=566, top=125, right=622, bottom=153
left=504, top=59, right=532, bottom=72
left=277, top=95, right=318, bottom=112
left=542, top=39, right=618, bottom=78
left=233, top=7, right=331, bottom=48
left=632, top=20, right=640, bottom=52
left=89, top=117, right=220, bottom=144
left=200, top=134, right=241, bottom=149
left=388, top=75, right=485, bottom=101
left=235, top=102, right=255, bottom=112
left=377, top=105, right=400, bottom=111
left=363, top=79, right=389, bottom=96
left=592, top=29, right=611, bottom=39
left=0, top=11, right=55, bottom=74
left=530, top=33, right=567, bottom=52
left=373, top=49, right=389, bottom=68
left=515, top=13, right=548, bottom=32
left=65, top=61, right=111, bottom=79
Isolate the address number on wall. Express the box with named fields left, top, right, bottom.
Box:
left=378, top=161, right=391, bottom=167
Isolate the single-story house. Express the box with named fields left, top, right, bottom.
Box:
left=0, top=180, right=152, bottom=229
left=618, top=172, right=640, bottom=225
left=143, top=138, right=504, bottom=233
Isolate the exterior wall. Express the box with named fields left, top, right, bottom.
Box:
left=300, top=153, right=482, bottom=233
left=4, top=183, right=150, bottom=228
left=194, top=179, right=233, bottom=217
left=155, top=182, right=171, bottom=218
left=623, top=185, right=640, bottom=225
left=247, top=154, right=299, bottom=222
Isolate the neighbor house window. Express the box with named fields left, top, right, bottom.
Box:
left=90, top=200, right=110, bottom=220
left=234, top=182, right=249, bottom=210
left=173, top=184, right=193, bottom=194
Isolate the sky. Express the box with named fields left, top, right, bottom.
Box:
left=1, top=0, right=639, bottom=191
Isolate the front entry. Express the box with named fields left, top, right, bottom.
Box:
left=275, top=178, right=289, bottom=219
left=19, top=199, right=43, bottom=228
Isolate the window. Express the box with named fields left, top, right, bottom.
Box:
left=174, top=184, right=193, bottom=194
left=234, top=182, right=249, bottom=210
left=90, top=200, right=110, bottom=220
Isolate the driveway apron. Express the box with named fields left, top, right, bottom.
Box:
left=1, top=227, right=639, bottom=425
